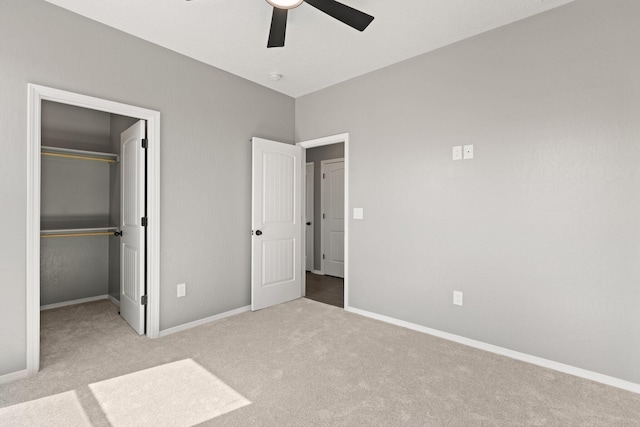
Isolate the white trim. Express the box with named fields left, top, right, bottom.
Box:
left=297, top=133, right=349, bottom=307
left=108, top=295, right=121, bottom=307
left=304, top=161, right=314, bottom=275
left=26, top=84, right=41, bottom=377
left=0, top=369, right=29, bottom=385
left=345, top=306, right=640, bottom=395
left=158, top=305, right=251, bottom=337
left=312, top=270, right=324, bottom=275
left=40, top=295, right=109, bottom=311
left=26, top=84, right=161, bottom=377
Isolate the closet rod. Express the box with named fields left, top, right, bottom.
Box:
left=41, top=152, right=117, bottom=163
left=41, top=231, right=121, bottom=238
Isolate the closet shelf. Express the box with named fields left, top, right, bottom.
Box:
left=41, top=146, right=119, bottom=163
left=40, top=227, right=121, bottom=238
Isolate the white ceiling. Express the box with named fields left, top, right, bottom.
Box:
left=44, top=0, right=575, bottom=97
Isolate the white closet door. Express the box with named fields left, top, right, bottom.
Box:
left=251, top=137, right=303, bottom=311
left=322, top=160, right=345, bottom=278
left=120, top=120, right=146, bottom=334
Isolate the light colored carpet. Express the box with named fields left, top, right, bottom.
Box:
left=89, top=359, right=249, bottom=426
left=0, top=390, right=91, bottom=427
left=1, top=298, right=639, bottom=426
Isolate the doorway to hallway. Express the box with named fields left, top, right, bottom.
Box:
left=305, top=272, right=344, bottom=308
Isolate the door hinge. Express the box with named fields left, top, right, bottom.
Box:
left=322, top=254, right=325, bottom=260
left=141, top=295, right=148, bottom=305
left=322, top=173, right=325, bottom=179
left=322, top=213, right=325, bottom=219
left=141, top=217, right=148, bottom=227
left=142, top=138, right=148, bottom=149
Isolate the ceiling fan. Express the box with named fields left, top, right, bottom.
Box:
left=265, top=0, right=374, bottom=48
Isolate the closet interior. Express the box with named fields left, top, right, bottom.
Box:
left=40, top=101, right=138, bottom=310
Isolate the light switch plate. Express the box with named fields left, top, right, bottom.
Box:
left=463, top=145, right=474, bottom=159
left=177, top=283, right=186, bottom=298
left=452, top=146, right=462, bottom=160
left=453, top=290, right=463, bottom=306
left=353, top=208, right=364, bottom=220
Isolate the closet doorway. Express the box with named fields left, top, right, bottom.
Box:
left=26, top=84, right=161, bottom=375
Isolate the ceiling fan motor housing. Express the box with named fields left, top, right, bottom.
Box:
left=266, top=0, right=375, bottom=48
left=266, top=0, right=303, bottom=9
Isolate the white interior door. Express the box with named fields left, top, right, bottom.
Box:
left=251, top=137, right=303, bottom=311
left=322, top=159, right=345, bottom=278
left=305, top=162, right=314, bottom=272
left=120, top=120, right=146, bottom=334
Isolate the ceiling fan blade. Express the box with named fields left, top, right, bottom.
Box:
left=304, top=0, right=374, bottom=32
left=267, top=7, right=288, bottom=48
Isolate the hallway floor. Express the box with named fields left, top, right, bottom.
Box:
left=305, top=271, right=344, bottom=308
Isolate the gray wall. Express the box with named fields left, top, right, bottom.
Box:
left=40, top=156, right=111, bottom=305
left=40, top=237, right=110, bottom=305
left=41, top=101, right=111, bottom=151
left=306, top=143, right=344, bottom=270
left=40, top=102, right=112, bottom=306
left=296, top=0, right=640, bottom=384
left=0, top=0, right=293, bottom=376
left=40, top=104, right=138, bottom=306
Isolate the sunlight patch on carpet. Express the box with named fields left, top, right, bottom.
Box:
left=0, top=390, right=91, bottom=426
left=89, top=358, right=250, bottom=426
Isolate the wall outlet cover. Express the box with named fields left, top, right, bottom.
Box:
left=453, top=290, right=463, bottom=306
left=177, top=283, right=186, bottom=298
left=463, top=145, right=474, bottom=159
left=452, top=146, right=462, bottom=160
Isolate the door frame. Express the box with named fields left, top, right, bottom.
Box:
left=297, top=133, right=349, bottom=308
left=305, top=162, right=315, bottom=275
left=26, top=84, right=161, bottom=375
left=320, top=158, right=345, bottom=278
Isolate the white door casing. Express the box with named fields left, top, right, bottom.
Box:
left=251, top=137, right=303, bottom=311
left=26, top=84, right=161, bottom=376
left=120, top=121, right=147, bottom=334
left=297, top=134, right=349, bottom=307
left=305, top=162, right=314, bottom=272
left=321, top=159, right=345, bottom=278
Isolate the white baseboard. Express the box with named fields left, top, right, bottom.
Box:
left=0, top=369, right=29, bottom=385
left=345, top=305, right=640, bottom=395
left=40, top=295, right=109, bottom=311
left=159, top=305, right=251, bottom=338
left=107, top=295, right=120, bottom=307
left=312, top=270, right=324, bottom=275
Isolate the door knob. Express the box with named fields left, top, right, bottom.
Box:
left=306, top=222, right=311, bottom=226
left=255, top=230, right=262, bottom=236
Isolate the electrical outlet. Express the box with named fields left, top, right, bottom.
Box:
left=453, top=290, right=463, bottom=306
left=463, top=145, right=474, bottom=159
left=177, top=283, right=186, bottom=298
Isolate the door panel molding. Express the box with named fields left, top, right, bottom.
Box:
left=120, top=121, right=146, bottom=334
left=251, top=137, right=303, bottom=311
